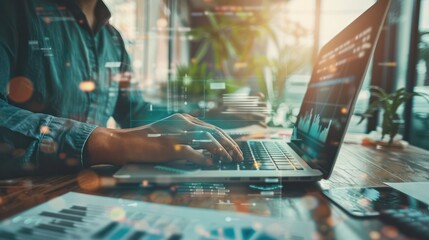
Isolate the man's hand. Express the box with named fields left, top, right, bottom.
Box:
left=85, top=114, right=243, bottom=166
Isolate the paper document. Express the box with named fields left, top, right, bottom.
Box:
left=385, top=182, right=429, bottom=205
left=0, top=192, right=314, bottom=240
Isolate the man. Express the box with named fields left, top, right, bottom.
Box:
left=0, top=0, right=267, bottom=178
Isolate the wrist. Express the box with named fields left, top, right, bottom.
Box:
left=85, top=127, right=123, bottom=166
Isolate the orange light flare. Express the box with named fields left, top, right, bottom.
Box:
left=79, top=80, right=96, bottom=92
left=381, top=226, right=399, bottom=239
left=66, top=158, right=79, bottom=167
left=369, top=231, right=381, bottom=240
left=40, top=126, right=50, bottom=134
left=7, top=76, right=34, bottom=103
left=174, top=145, right=182, bottom=152
left=142, top=180, right=149, bottom=187
left=44, top=17, right=52, bottom=24
left=328, top=64, right=338, bottom=73
left=77, top=170, right=100, bottom=191
left=59, top=152, right=67, bottom=160
left=357, top=197, right=370, bottom=207
left=340, top=107, right=349, bottom=115
left=253, top=162, right=261, bottom=169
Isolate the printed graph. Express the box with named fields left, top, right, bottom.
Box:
left=0, top=192, right=313, bottom=240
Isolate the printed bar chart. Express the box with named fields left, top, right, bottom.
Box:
left=0, top=192, right=314, bottom=240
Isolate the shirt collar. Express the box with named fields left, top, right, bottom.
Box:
left=94, top=0, right=112, bottom=30
left=59, top=0, right=112, bottom=33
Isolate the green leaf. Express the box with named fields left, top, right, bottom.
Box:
left=369, top=86, right=388, bottom=99
left=195, top=41, right=210, bottom=63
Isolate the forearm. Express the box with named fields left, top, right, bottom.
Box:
left=84, top=128, right=124, bottom=166
left=84, top=126, right=167, bottom=166
left=83, top=114, right=243, bottom=167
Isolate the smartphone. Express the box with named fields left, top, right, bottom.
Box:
left=323, top=187, right=428, bottom=217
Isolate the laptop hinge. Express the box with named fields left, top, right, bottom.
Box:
left=287, top=141, right=325, bottom=174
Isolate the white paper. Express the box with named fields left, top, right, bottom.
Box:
left=385, top=182, right=429, bottom=205
left=0, top=192, right=314, bottom=240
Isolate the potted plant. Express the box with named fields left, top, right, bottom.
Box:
left=358, top=86, right=429, bottom=145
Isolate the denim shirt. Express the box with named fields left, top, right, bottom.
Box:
left=0, top=0, right=153, bottom=178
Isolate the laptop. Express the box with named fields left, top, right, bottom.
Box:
left=114, top=0, right=391, bottom=184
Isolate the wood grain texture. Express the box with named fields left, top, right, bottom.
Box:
left=1, top=139, right=428, bottom=239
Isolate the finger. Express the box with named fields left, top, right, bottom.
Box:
left=171, top=131, right=233, bottom=162
left=183, top=114, right=241, bottom=151
left=175, top=145, right=212, bottom=166
left=183, top=121, right=239, bottom=161
left=213, top=127, right=243, bottom=155
left=202, top=126, right=242, bottom=161
left=196, top=133, right=234, bottom=162
left=182, top=114, right=243, bottom=160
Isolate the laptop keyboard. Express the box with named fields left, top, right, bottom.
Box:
left=204, top=141, right=304, bottom=171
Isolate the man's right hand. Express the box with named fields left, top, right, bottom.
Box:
left=85, top=114, right=243, bottom=166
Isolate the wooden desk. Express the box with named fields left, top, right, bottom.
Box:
left=1, top=141, right=428, bottom=239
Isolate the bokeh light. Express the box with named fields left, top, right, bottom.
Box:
left=357, top=198, right=370, bottom=207
left=369, top=230, right=381, bottom=240
left=157, top=18, right=168, bottom=28
left=59, top=152, right=67, bottom=160
left=381, top=226, right=399, bottom=239
left=44, top=17, right=52, bottom=24
left=142, top=180, right=149, bottom=187
left=66, top=158, right=79, bottom=166
left=77, top=170, right=100, bottom=191
left=79, top=80, right=96, bottom=92
left=109, top=207, right=126, bottom=221
left=174, top=145, right=182, bottom=152
left=301, top=195, right=319, bottom=210
left=40, top=126, right=50, bottom=134
left=7, top=77, right=34, bottom=103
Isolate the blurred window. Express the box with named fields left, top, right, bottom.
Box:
left=103, top=0, right=423, bottom=138
left=410, top=0, right=429, bottom=149
left=319, top=0, right=375, bottom=133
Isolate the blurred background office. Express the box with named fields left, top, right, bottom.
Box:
left=103, top=0, right=429, bottom=150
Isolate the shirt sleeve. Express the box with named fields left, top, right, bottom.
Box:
left=0, top=2, right=97, bottom=178
left=0, top=99, right=97, bottom=178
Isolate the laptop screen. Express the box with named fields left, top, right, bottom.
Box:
left=291, top=0, right=390, bottom=179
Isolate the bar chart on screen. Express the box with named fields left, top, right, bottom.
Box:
left=0, top=192, right=314, bottom=240
left=297, top=109, right=333, bottom=143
